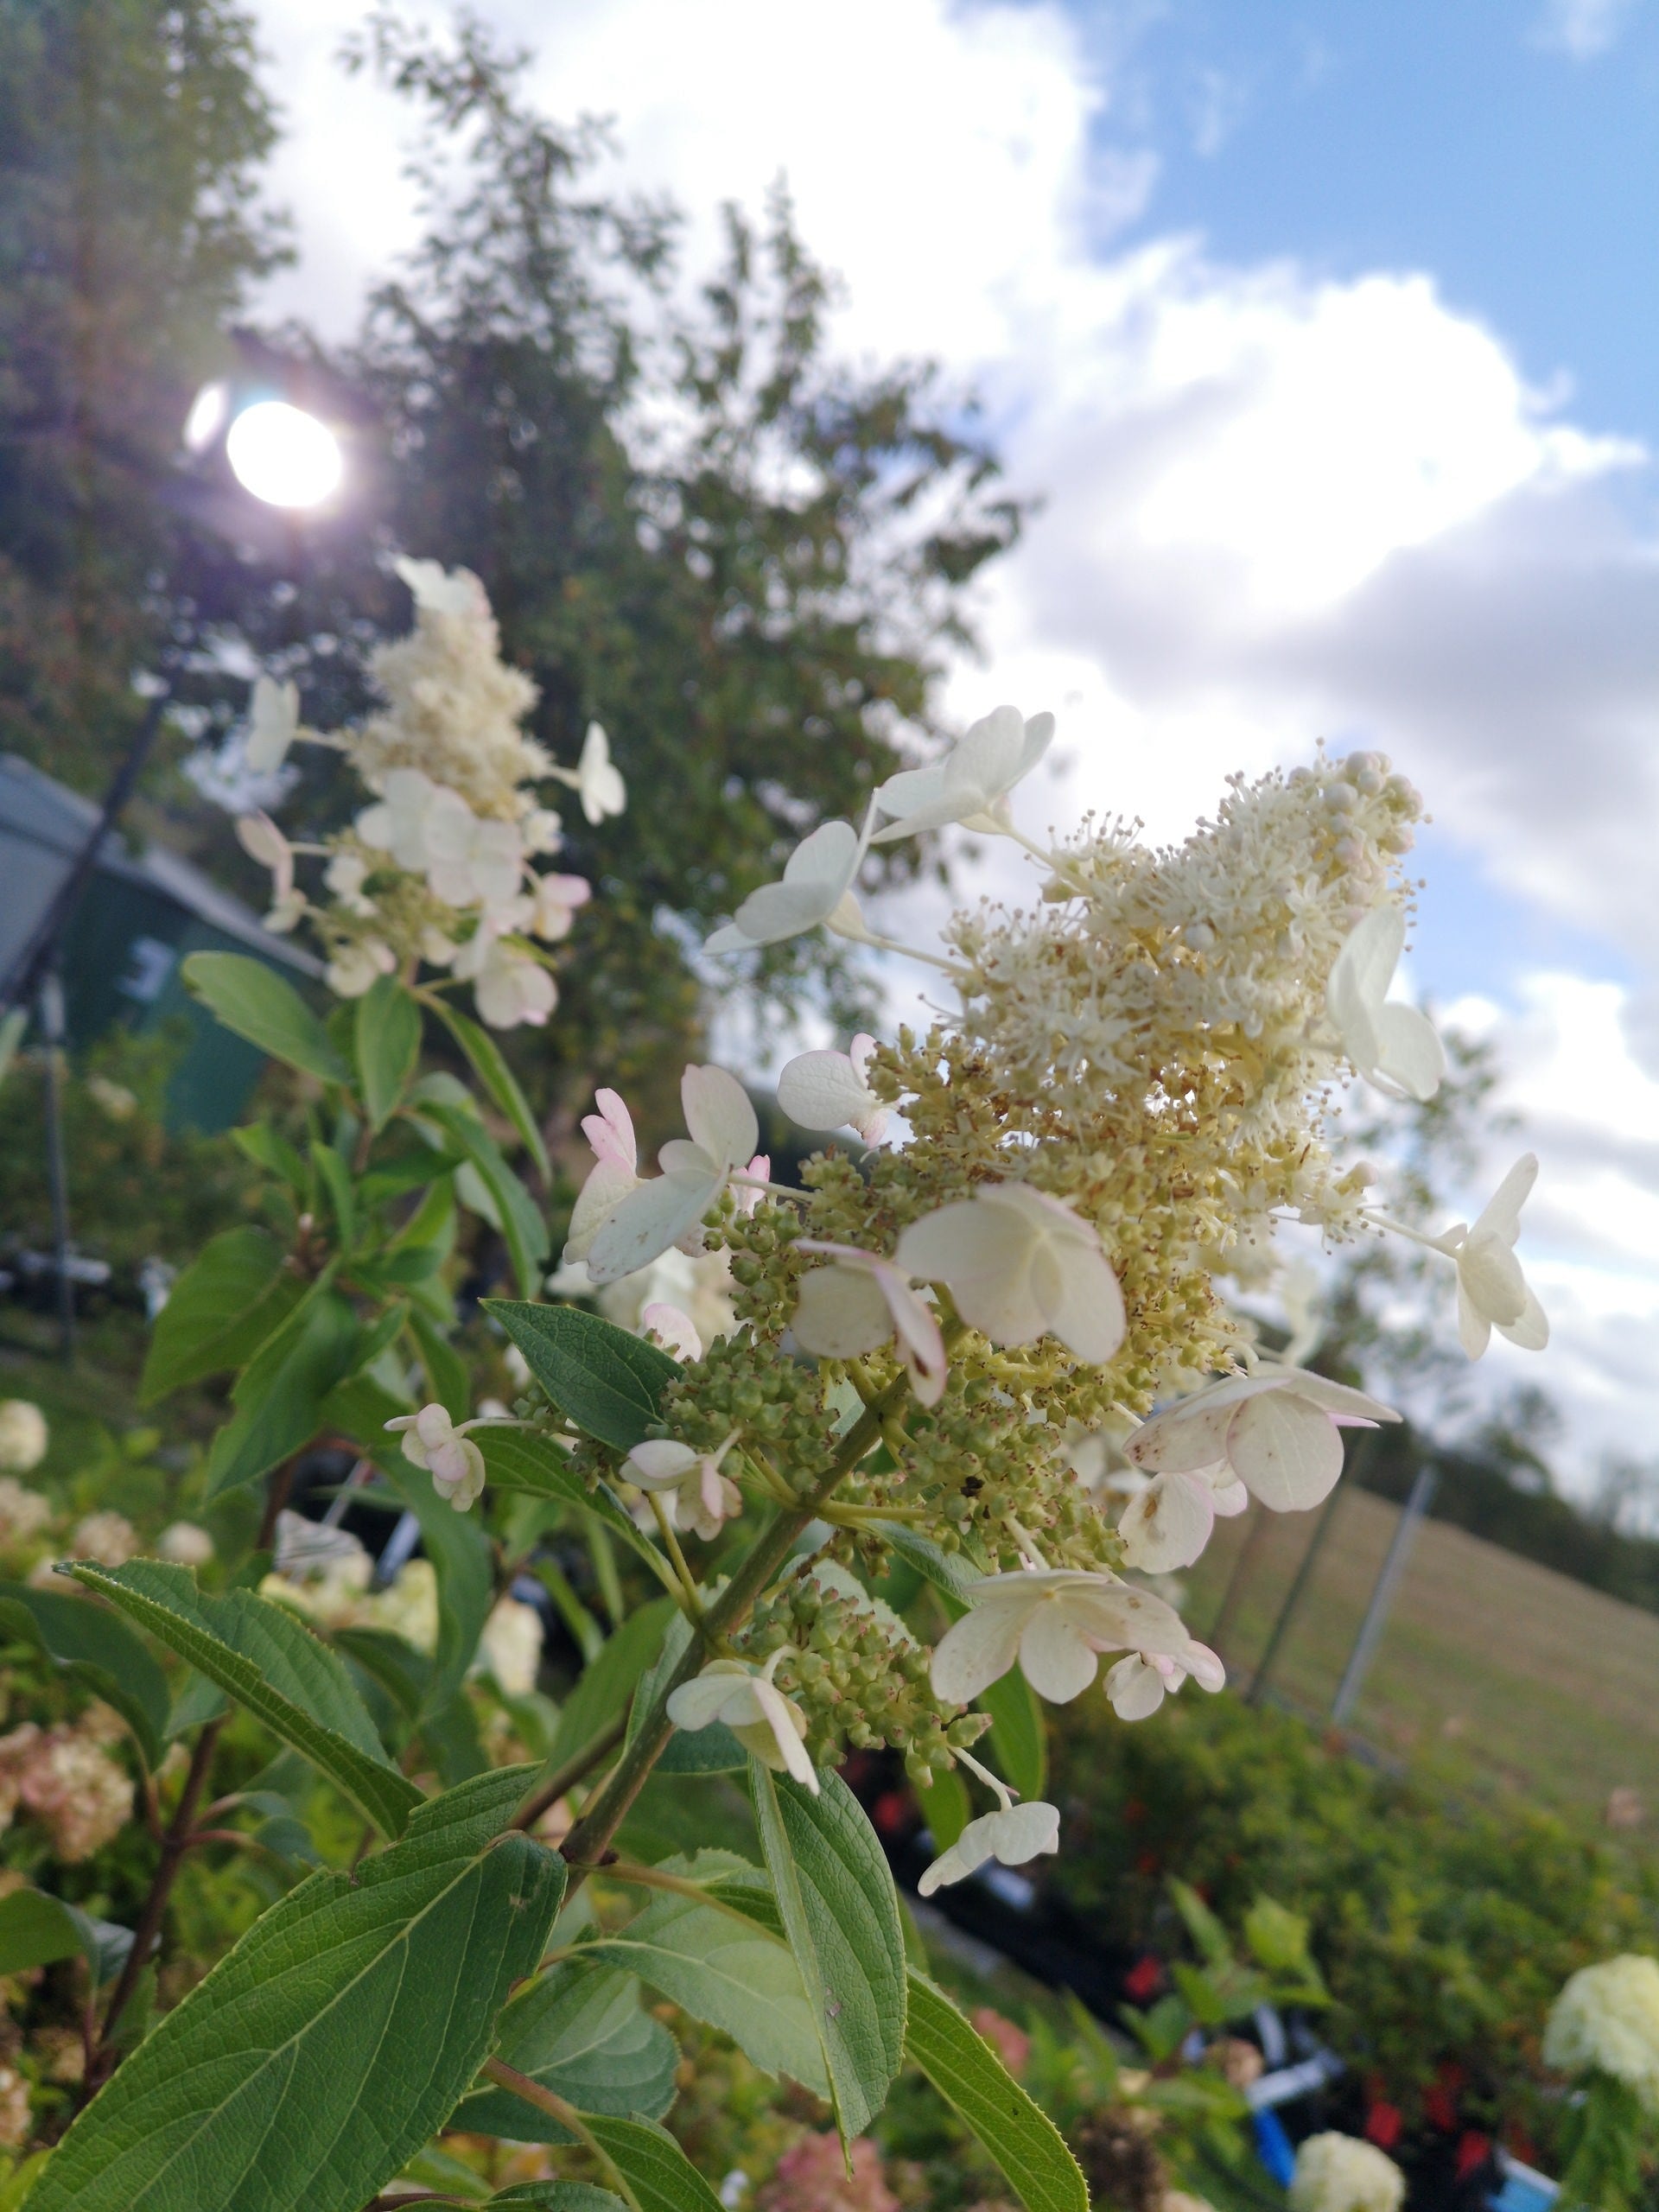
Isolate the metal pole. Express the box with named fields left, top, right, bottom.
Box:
left=1331, top=1463, right=1438, bottom=1728
left=1246, top=1477, right=1348, bottom=1707
left=36, top=970, right=75, bottom=1362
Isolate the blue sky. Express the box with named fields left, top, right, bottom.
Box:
left=1097, top=0, right=1659, bottom=448
left=257, top=0, right=1659, bottom=1476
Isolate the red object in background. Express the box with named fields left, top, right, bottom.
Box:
left=1122, top=1955, right=1164, bottom=2002
left=1506, top=2130, right=1540, bottom=2170
left=1135, top=1849, right=1160, bottom=1877
left=1364, top=2103, right=1403, bottom=2151
left=870, top=1789, right=909, bottom=1838
left=1455, top=2133, right=1492, bottom=2181
left=1424, top=2061, right=1466, bottom=2133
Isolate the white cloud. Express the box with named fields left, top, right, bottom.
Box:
left=1531, top=0, right=1641, bottom=60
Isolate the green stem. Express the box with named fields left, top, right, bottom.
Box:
left=523, top=1369, right=914, bottom=1862
left=510, top=1707, right=629, bottom=1835
left=480, top=2059, right=640, bottom=2209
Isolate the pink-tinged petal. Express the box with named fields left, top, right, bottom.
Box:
left=626, top=1440, right=699, bottom=1488
left=1118, top=1471, right=1216, bottom=1573
left=931, top=1601, right=1028, bottom=1707
left=1180, top=1640, right=1226, bottom=1693
left=583, top=1088, right=637, bottom=1176
left=1029, top=1236, right=1126, bottom=1365
left=896, top=1198, right=1046, bottom=1344
left=414, top=1404, right=455, bottom=1449
left=1061, top=1585, right=1192, bottom=1658
left=587, top=1170, right=718, bottom=1283
left=1228, top=1391, right=1344, bottom=1511
left=975, top=1179, right=1092, bottom=1243
left=1279, top=1374, right=1402, bottom=1424
left=1210, top=1475, right=1250, bottom=1517
left=792, top=1264, right=893, bottom=1358
left=680, top=1065, right=759, bottom=1173
left=1017, top=1603, right=1099, bottom=1703
left=642, top=1302, right=701, bottom=1361
left=563, top=1155, right=638, bottom=1264
left=880, top=1273, right=949, bottom=1407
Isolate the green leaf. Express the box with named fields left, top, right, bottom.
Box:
left=309, top=1140, right=356, bottom=1249
left=582, top=2117, right=726, bottom=2212
left=488, top=2188, right=627, bottom=2211
left=0, top=1582, right=169, bottom=1769
left=355, top=976, right=423, bottom=1129
left=428, top=996, right=550, bottom=1183
left=65, top=1561, right=423, bottom=1838
left=980, top=1666, right=1046, bottom=1804
left=476, top=1429, right=668, bottom=1580
left=552, top=1598, right=676, bottom=1770
left=591, top=1852, right=827, bottom=2095
left=182, top=950, right=349, bottom=1085
left=629, top=1612, right=744, bottom=1775
left=334, top=1625, right=431, bottom=1723
left=751, top=1762, right=906, bottom=2142
left=232, top=1121, right=309, bottom=1192
left=28, top=1769, right=564, bottom=2212
left=0, top=2151, right=52, bottom=2212
left=139, top=1226, right=303, bottom=1405
left=486, top=1302, right=680, bottom=1455
left=408, top=1306, right=472, bottom=1423
left=204, top=1274, right=360, bottom=1499
left=914, top=1764, right=971, bottom=1854
left=874, top=1522, right=979, bottom=1605
left=903, top=1971, right=1088, bottom=2212
left=376, top=1459, right=495, bottom=1710
left=0, top=1888, right=125, bottom=1984
left=428, top=1106, right=549, bottom=1297
left=456, top=1957, right=678, bottom=2143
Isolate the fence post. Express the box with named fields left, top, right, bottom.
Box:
left=1330, top=1463, right=1438, bottom=1728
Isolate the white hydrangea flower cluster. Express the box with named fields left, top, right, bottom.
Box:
left=1544, top=1955, right=1659, bottom=2108
left=1288, top=2133, right=1406, bottom=2212
left=0, top=1402, right=48, bottom=1475
left=233, top=557, right=624, bottom=1028
left=416, top=703, right=1550, bottom=1899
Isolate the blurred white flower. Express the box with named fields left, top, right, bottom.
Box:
left=624, top=1434, right=742, bottom=1541
left=1432, top=1153, right=1549, bottom=1361
left=327, top=939, right=397, bottom=999
left=791, top=1243, right=947, bottom=1407
left=521, top=806, right=564, bottom=854
left=394, top=554, right=489, bottom=621
left=235, top=811, right=305, bottom=933
left=528, top=873, right=592, bottom=941
left=586, top=1065, right=759, bottom=1284
left=667, top=1654, right=817, bottom=1792
left=1326, top=906, right=1445, bottom=1103
left=1288, top=2134, right=1405, bottom=2212
left=0, top=1403, right=48, bottom=1476
left=385, top=1403, right=487, bottom=1510
left=480, top=1594, right=543, bottom=1697
left=896, top=1182, right=1125, bottom=1365
left=156, top=1522, right=215, bottom=1567
left=245, top=675, right=301, bottom=776
left=565, top=721, right=626, bottom=824
left=72, top=1511, right=137, bottom=1567
left=871, top=704, right=1053, bottom=843
left=323, top=849, right=375, bottom=915
left=918, top=1797, right=1060, bottom=1896
left=705, top=817, right=871, bottom=954
left=422, top=789, right=525, bottom=911
left=1545, top=1955, right=1659, bottom=2107
left=777, top=1033, right=888, bottom=1144
left=356, top=766, right=440, bottom=870
left=453, top=926, right=556, bottom=1030
left=1126, top=1370, right=1400, bottom=1513
left=931, top=1568, right=1192, bottom=1707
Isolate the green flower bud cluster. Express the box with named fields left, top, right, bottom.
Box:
left=720, top=1196, right=807, bottom=1338
left=888, top=1375, right=1122, bottom=1571
left=740, top=1567, right=990, bottom=1786
left=655, top=1329, right=836, bottom=1491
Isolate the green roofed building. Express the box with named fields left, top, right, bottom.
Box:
left=0, top=754, right=321, bottom=1131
